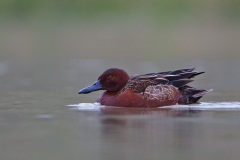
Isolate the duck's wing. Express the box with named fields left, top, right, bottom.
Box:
left=122, top=68, right=204, bottom=93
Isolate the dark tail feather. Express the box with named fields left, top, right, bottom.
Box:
left=192, top=89, right=212, bottom=98
left=171, top=79, right=193, bottom=88
left=163, top=72, right=204, bottom=81
left=188, top=72, right=205, bottom=78
left=157, top=67, right=195, bottom=75
left=178, top=87, right=212, bottom=104
left=170, top=68, right=195, bottom=74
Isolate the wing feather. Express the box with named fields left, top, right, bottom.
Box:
left=121, top=68, right=204, bottom=93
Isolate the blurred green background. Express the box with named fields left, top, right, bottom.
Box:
left=1, top=1, right=240, bottom=160
left=1, top=0, right=240, bottom=60
left=1, top=0, right=240, bottom=95
left=0, top=0, right=240, bottom=92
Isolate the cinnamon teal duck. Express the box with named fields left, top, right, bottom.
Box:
left=79, top=68, right=211, bottom=108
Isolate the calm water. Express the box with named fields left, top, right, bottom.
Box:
left=1, top=59, right=240, bottom=160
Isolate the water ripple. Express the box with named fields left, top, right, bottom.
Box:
left=67, top=103, right=102, bottom=111
left=67, top=102, right=240, bottom=111
left=164, top=102, right=240, bottom=110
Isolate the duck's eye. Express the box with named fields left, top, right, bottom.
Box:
left=108, top=75, right=113, bottom=79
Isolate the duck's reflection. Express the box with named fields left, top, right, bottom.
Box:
left=97, top=107, right=201, bottom=160
left=100, top=106, right=200, bottom=117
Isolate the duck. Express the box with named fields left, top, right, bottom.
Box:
left=79, top=68, right=211, bottom=108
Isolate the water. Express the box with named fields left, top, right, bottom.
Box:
left=0, top=59, right=240, bottom=160
left=68, top=102, right=240, bottom=111
left=2, top=98, right=240, bottom=160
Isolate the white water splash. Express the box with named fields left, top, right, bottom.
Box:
left=164, top=102, right=240, bottom=110
left=67, top=102, right=240, bottom=111
left=67, top=103, right=103, bottom=111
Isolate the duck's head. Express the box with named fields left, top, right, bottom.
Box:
left=79, top=68, right=129, bottom=94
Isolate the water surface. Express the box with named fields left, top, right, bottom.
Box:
left=1, top=59, right=240, bottom=160
left=2, top=95, right=240, bottom=160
